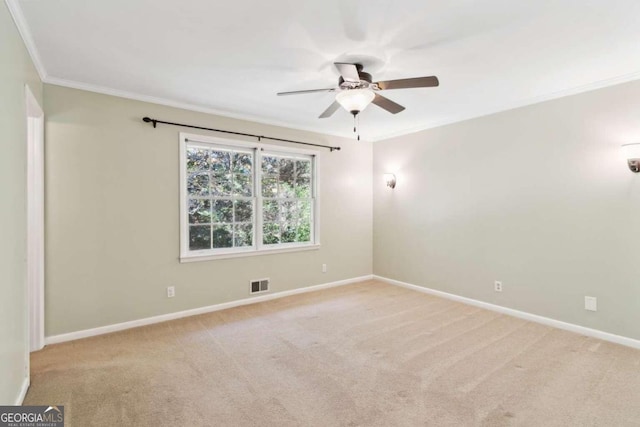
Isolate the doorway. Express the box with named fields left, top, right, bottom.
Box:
left=26, top=85, right=44, bottom=352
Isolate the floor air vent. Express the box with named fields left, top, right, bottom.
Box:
left=250, top=278, right=269, bottom=294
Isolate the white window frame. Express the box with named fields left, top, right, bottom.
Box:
left=179, top=132, right=320, bottom=262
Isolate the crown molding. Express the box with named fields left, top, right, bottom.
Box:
left=43, top=69, right=640, bottom=143
left=372, top=69, right=640, bottom=141
left=44, top=76, right=361, bottom=141
left=7, top=0, right=640, bottom=142
left=5, top=1, right=360, bottom=141
left=5, top=0, right=47, bottom=81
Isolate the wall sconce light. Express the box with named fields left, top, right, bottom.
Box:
left=384, top=173, right=396, bottom=189
left=622, top=143, right=640, bottom=173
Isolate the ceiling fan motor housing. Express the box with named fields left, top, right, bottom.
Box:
left=338, top=64, right=373, bottom=89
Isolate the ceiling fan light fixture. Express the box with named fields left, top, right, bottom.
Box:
left=335, top=89, right=375, bottom=115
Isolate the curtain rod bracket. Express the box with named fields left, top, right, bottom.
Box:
left=143, top=116, right=157, bottom=128
left=142, top=116, right=340, bottom=152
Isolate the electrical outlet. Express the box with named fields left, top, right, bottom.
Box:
left=494, top=281, right=503, bottom=292
left=167, top=286, right=175, bottom=298
left=585, top=296, right=597, bottom=312
left=322, top=264, right=327, bottom=273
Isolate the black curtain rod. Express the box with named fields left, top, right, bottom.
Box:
left=142, top=117, right=341, bottom=152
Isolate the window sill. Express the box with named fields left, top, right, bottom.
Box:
left=180, top=244, right=321, bottom=263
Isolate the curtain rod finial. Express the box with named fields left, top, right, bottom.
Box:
left=142, top=117, right=157, bottom=128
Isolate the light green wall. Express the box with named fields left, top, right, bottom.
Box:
left=44, top=84, right=372, bottom=336
left=373, top=79, right=640, bottom=340
left=0, top=2, right=43, bottom=405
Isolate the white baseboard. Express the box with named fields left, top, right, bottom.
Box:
left=374, top=275, right=640, bottom=350
left=45, top=275, right=373, bottom=345
left=15, top=376, right=29, bottom=405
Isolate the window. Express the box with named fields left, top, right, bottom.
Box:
left=261, top=152, right=313, bottom=246
left=180, top=133, right=319, bottom=261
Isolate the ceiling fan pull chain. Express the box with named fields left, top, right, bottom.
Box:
left=353, top=113, right=361, bottom=141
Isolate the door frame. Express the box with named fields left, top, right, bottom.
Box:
left=25, top=84, right=44, bottom=353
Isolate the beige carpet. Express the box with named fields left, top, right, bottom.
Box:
left=25, top=280, right=640, bottom=426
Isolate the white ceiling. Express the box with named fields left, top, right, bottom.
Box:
left=12, top=0, right=640, bottom=140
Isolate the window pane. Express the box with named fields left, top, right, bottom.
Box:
left=296, top=176, right=311, bottom=198
left=233, top=174, right=252, bottom=197
left=279, top=159, right=295, bottom=198
left=189, top=225, right=211, bottom=250
left=263, top=200, right=278, bottom=222
left=234, top=200, right=253, bottom=223
left=297, top=200, right=312, bottom=242
left=281, top=200, right=296, bottom=223
left=281, top=224, right=297, bottom=243
left=297, top=222, right=311, bottom=242
left=212, top=200, right=233, bottom=223
left=262, top=175, right=278, bottom=197
left=296, top=160, right=311, bottom=176
left=262, top=156, right=278, bottom=174
left=263, top=222, right=280, bottom=245
left=189, top=199, right=211, bottom=224
left=233, top=153, right=252, bottom=174
left=187, top=173, right=209, bottom=196
left=211, top=174, right=232, bottom=196
left=212, top=224, right=232, bottom=248
left=295, top=159, right=312, bottom=198
left=187, top=148, right=210, bottom=172
left=278, top=199, right=313, bottom=243
left=234, top=223, right=253, bottom=247
left=299, top=200, right=312, bottom=222
left=210, top=151, right=231, bottom=175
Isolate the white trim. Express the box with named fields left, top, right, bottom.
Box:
left=312, top=153, right=320, bottom=245
left=5, top=0, right=47, bottom=81
left=183, top=133, right=320, bottom=156
left=7, top=0, right=640, bottom=142
left=45, top=275, right=373, bottom=345
left=372, top=70, right=640, bottom=141
left=45, top=77, right=351, bottom=140
left=25, top=85, right=45, bottom=354
left=45, top=71, right=640, bottom=142
left=181, top=244, right=320, bottom=263
left=374, top=275, right=640, bottom=350
left=15, top=377, right=30, bottom=406
left=180, top=133, right=319, bottom=261
left=42, top=72, right=640, bottom=142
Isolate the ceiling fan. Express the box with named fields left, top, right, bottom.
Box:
left=277, top=62, right=439, bottom=119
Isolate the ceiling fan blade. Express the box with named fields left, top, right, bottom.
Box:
left=372, top=94, right=405, bottom=114
left=334, top=63, right=360, bottom=83
left=319, top=101, right=341, bottom=119
left=277, top=88, right=336, bottom=96
left=375, top=76, right=439, bottom=90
